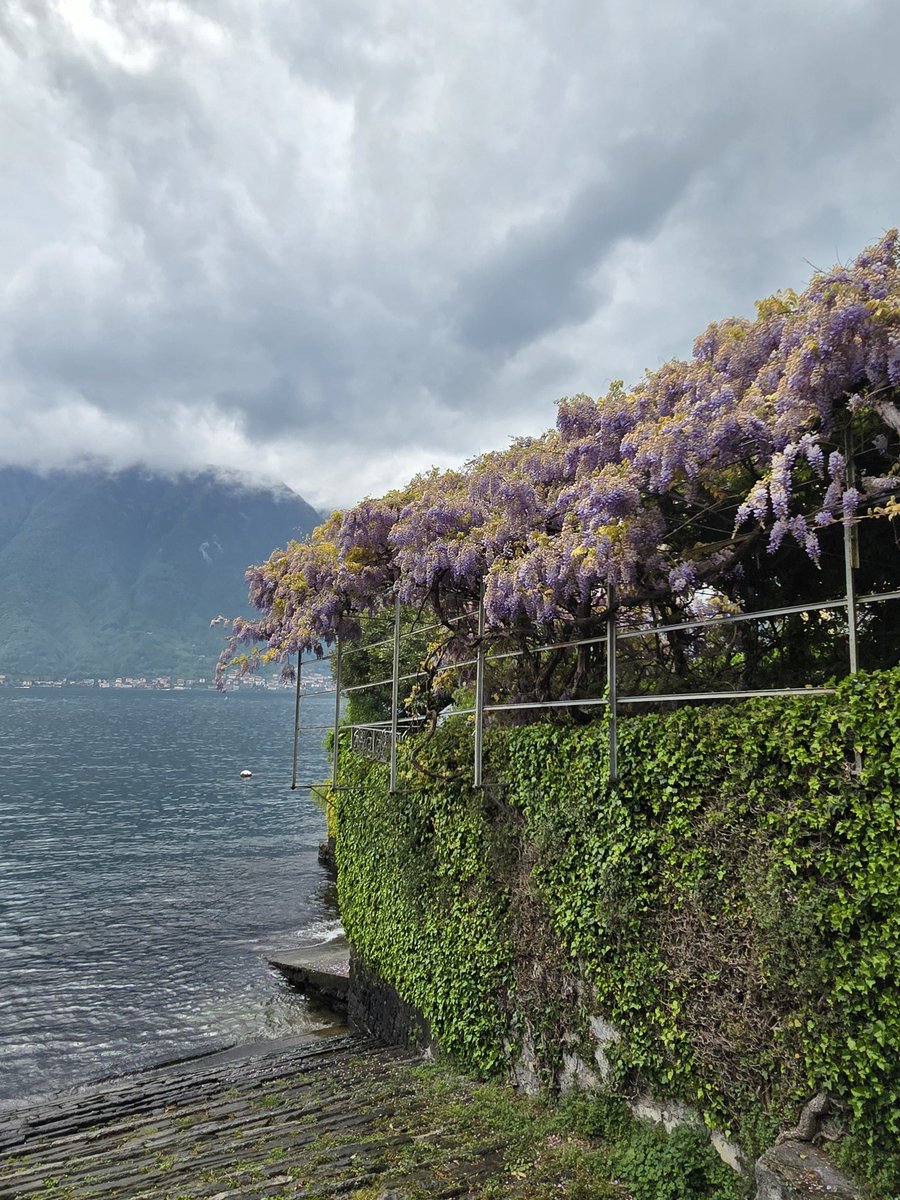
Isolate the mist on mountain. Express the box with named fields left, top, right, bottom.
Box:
left=0, top=466, right=321, bottom=679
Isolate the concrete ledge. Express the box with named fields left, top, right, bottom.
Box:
left=267, top=936, right=350, bottom=1017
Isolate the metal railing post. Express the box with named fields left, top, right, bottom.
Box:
left=607, top=586, right=618, bottom=784
left=331, top=637, right=342, bottom=791
left=844, top=427, right=859, bottom=675
left=290, top=650, right=302, bottom=790
left=474, top=583, right=486, bottom=787
left=389, top=592, right=401, bottom=793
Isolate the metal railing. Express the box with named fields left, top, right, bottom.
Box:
left=289, top=507, right=897, bottom=791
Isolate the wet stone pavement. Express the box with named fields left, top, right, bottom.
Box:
left=0, top=1035, right=504, bottom=1200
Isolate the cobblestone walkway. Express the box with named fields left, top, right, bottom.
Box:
left=0, top=1035, right=502, bottom=1200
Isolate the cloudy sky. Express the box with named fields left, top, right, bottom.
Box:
left=2, top=0, right=899, bottom=508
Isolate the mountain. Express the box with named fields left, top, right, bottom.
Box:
left=0, top=467, right=322, bottom=679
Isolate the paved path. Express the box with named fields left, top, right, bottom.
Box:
left=0, top=1035, right=501, bottom=1199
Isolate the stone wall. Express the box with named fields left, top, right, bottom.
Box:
left=347, top=950, right=435, bottom=1054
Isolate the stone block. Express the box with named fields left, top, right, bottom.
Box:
left=755, top=1140, right=859, bottom=1200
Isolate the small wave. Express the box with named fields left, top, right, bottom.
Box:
left=293, top=917, right=344, bottom=945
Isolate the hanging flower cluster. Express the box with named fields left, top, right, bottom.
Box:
left=220, top=232, right=900, bottom=676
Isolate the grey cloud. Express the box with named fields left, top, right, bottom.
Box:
left=453, top=136, right=704, bottom=356
left=1, top=0, right=899, bottom=506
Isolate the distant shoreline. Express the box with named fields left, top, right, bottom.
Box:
left=0, top=675, right=332, bottom=693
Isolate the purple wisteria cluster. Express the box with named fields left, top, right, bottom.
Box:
left=220, top=232, right=900, bottom=675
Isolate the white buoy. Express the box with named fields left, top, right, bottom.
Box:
left=240, top=769, right=253, bottom=778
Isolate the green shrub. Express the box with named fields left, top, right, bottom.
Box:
left=613, top=1122, right=746, bottom=1200
left=334, top=666, right=900, bottom=1195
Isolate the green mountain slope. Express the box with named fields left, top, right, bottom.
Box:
left=0, top=467, right=321, bottom=678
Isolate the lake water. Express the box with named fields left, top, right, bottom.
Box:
left=0, top=686, right=340, bottom=1106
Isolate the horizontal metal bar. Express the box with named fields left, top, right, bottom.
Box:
left=302, top=657, right=480, bottom=696
left=486, top=696, right=609, bottom=713
left=448, top=686, right=835, bottom=715
left=448, top=696, right=608, bottom=716
left=350, top=612, right=466, bottom=630
left=858, top=588, right=900, bottom=605
left=341, top=622, right=459, bottom=658
left=343, top=674, right=393, bottom=692
left=349, top=684, right=839, bottom=719
left=396, top=614, right=466, bottom=636
left=343, top=666, right=432, bottom=693
left=617, top=598, right=848, bottom=642
left=487, top=634, right=607, bottom=662
left=439, top=655, right=478, bottom=672
left=340, top=634, right=395, bottom=655
left=342, top=717, right=428, bottom=730
left=340, top=614, right=467, bottom=657
left=617, top=686, right=836, bottom=705
left=341, top=654, right=486, bottom=694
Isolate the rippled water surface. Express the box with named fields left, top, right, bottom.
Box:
left=0, top=687, right=339, bottom=1104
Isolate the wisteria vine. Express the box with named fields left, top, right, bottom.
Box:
left=219, top=232, right=900, bottom=679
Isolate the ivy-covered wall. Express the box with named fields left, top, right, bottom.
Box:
left=334, top=667, right=900, bottom=1192
left=336, top=720, right=515, bottom=1074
